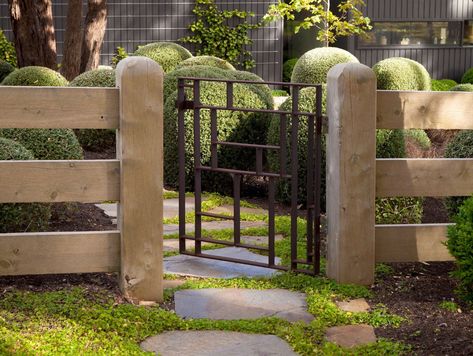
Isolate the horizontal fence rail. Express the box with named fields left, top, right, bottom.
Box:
left=0, top=87, right=119, bottom=129
left=375, top=224, right=453, bottom=263
left=377, top=90, right=473, bottom=129
left=0, top=160, right=120, bottom=203
left=376, top=158, right=473, bottom=197
left=0, top=231, right=120, bottom=276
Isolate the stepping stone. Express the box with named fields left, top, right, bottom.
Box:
left=325, top=325, right=377, bottom=348
left=241, top=234, right=284, bottom=246
left=163, top=279, right=186, bottom=289
left=164, top=247, right=280, bottom=278
left=164, top=221, right=267, bottom=236
left=208, top=205, right=268, bottom=216
left=141, top=330, right=297, bottom=356
left=163, top=239, right=212, bottom=252
left=336, top=298, right=371, bottom=313
left=175, top=288, right=314, bottom=323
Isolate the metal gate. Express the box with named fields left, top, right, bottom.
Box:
left=176, top=77, right=324, bottom=275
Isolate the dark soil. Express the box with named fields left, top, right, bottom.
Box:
left=371, top=262, right=473, bottom=356
left=48, top=203, right=116, bottom=232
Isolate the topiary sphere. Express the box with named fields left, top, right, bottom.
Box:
left=69, top=69, right=116, bottom=151
left=451, top=83, right=473, bottom=92
left=0, top=60, right=15, bottom=83
left=176, top=56, right=235, bottom=71
left=461, top=67, right=473, bottom=84
left=231, top=70, right=274, bottom=109
left=291, top=47, right=359, bottom=85
left=445, top=130, right=473, bottom=217
left=164, top=80, right=272, bottom=192
left=373, top=57, right=431, bottom=91
left=1, top=66, right=68, bottom=86
left=0, top=138, right=51, bottom=233
left=0, top=128, right=83, bottom=160
left=431, top=79, right=457, bottom=91
left=133, top=42, right=192, bottom=73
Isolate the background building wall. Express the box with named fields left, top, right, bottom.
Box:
left=0, top=0, right=283, bottom=82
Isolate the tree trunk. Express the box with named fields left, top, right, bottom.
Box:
left=80, top=0, right=108, bottom=72
left=61, top=0, right=83, bottom=80
left=7, top=0, right=57, bottom=69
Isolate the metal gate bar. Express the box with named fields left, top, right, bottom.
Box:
left=177, top=77, right=324, bottom=275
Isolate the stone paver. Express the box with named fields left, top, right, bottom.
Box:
left=207, top=205, right=268, bottom=216
left=240, top=234, right=284, bottom=245
left=163, top=279, right=187, bottom=289
left=164, top=247, right=280, bottom=278
left=140, top=331, right=297, bottom=356
left=325, top=325, right=377, bottom=348
left=163, top=239, right=212, bottom=252
left=336, top=298, right=371, bottom=313
left=175, top=288, right=314, bottom=323
left=164, top=221, right=267, bottom=236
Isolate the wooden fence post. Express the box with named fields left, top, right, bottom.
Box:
left=326, top=63, right=377, bottom=285
left=116, top=57, right=164, bottom=302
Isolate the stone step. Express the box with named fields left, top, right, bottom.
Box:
left=325, top=324, right=377, bottom=348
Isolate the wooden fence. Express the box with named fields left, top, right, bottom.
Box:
left=326, top=63, right=473, bottom=285
left=0, top=57, right=164, bottom=303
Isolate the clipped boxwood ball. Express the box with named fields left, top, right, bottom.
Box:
left=445, top=130, right=473, bottom=217
left=431, top=79, right=457, bottom=91
left=0, top=138, right=51, bottom=233
left=133, top=42, right=192, bottom=73
left=291, top=47, right=358, bottom=85
left=69, top=69, right=116, bottom=151
left=164, top=80, right=272, bottom=192
left=0, top=128, right=83, bottom=160
left=0, top=60, right=15, bottom=83
left=451, top=83, right=473, bottom=92
left=232, top=70, right=273, bottom=108
left=176, top=56, right=235, bottom=71
left=461, top=67, right=473, bottom=84
left=1, top=66, right=68, bottom=86
left=373, top=57, right=431, bottom=90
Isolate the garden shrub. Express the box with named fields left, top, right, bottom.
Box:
left=0, top=138, right=51, bottom=233
left=461, top=67, right=473, bottom=85
left=431, top=79, right=457, bottom=91
left=69, top=69, right=116, bottom=151
left=176, top=56, right=236, bottom=71
left=445, top=131, right=473, bottom=217
left=446, top=195, right=473, bottom=302
left=232, top=70, right=273, bottom=108
left=1, top=66, right=68, bottom=86
left=291, top=47, right=358, bottom=85
left=0, top=60, right=14, bottom=83
left=133, top=42, right=192, bottom=73
left=164, top=80, right=272, bottom=192
left=373, top=57, right=431, bottom=91
left=404, top=129, right=431, bottom=150
left=283, top=58, right=298, bottom=83
left=111, top=46, right=128, bottom=67
left=451, top=83, right=473, bottom=92
left=0, top=29, right=16, bottom=66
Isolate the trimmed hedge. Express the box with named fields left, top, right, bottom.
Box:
left=373, top=57, right=431, bottom=91
left=0, top=138, right=51, bottom=233
left=445, top=131, right=473, bottom=217
left=461, top=67, right=473, bottom=85
left=0, top=60, right=14, bottom=83
left=1, top=66, right=68, bottom=86
left=133, top=42, right=192, bottom=73
left=69, top=69, right=117, bottom=151
left=0, top=29, right=16, bottom=66
left=291, top=47, right=358, bottom=85
left=451, top=83, right=473, bottom=92
left=431, top=79, right=457, bottom=91
left=176, top=56, right=235, bottom=71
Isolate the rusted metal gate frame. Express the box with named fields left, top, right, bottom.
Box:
left=177, top=77, right=323, bottom=275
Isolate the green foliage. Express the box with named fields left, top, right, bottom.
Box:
left=0, top=138, right=50, bottom=233
left=446, top=195, right=473, bottom=302
left=451, top=83, right=473, bottom=92
left=111, top=46, right=128, bottom=67
left=291, top=47, right=359, bottom=85
left=180, top=0, right=261, bottom=69
left=0, top=60, right=15, bottom=83
left=133, top=42, right=192, bottom=73
left=373, top=57, right=431, bottom=91
left=69, top=69, right=117, bottom=151
left=1, top=66, right=68, bottom=86
left=0, top=29, right=16, bottom=66
left=431, top=79, right=457, bottom=91
left=376, top=129, right=405, bottom=158
left=375, top=197, right=423, bottom=224
left=444, top=131, right=473, bottom=217
left=461, top=67, right=473, bottom=84
left=404, top=129, right=431, bottom=150
left=438, top=301, right=460, bottom=312
left=176, top=55, right=236, bottom=71
left=0, top=128, right=83, bottom=160
left=272, top=89, right=289, bottom=96
left=283, top=58, right=298, bottom=83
